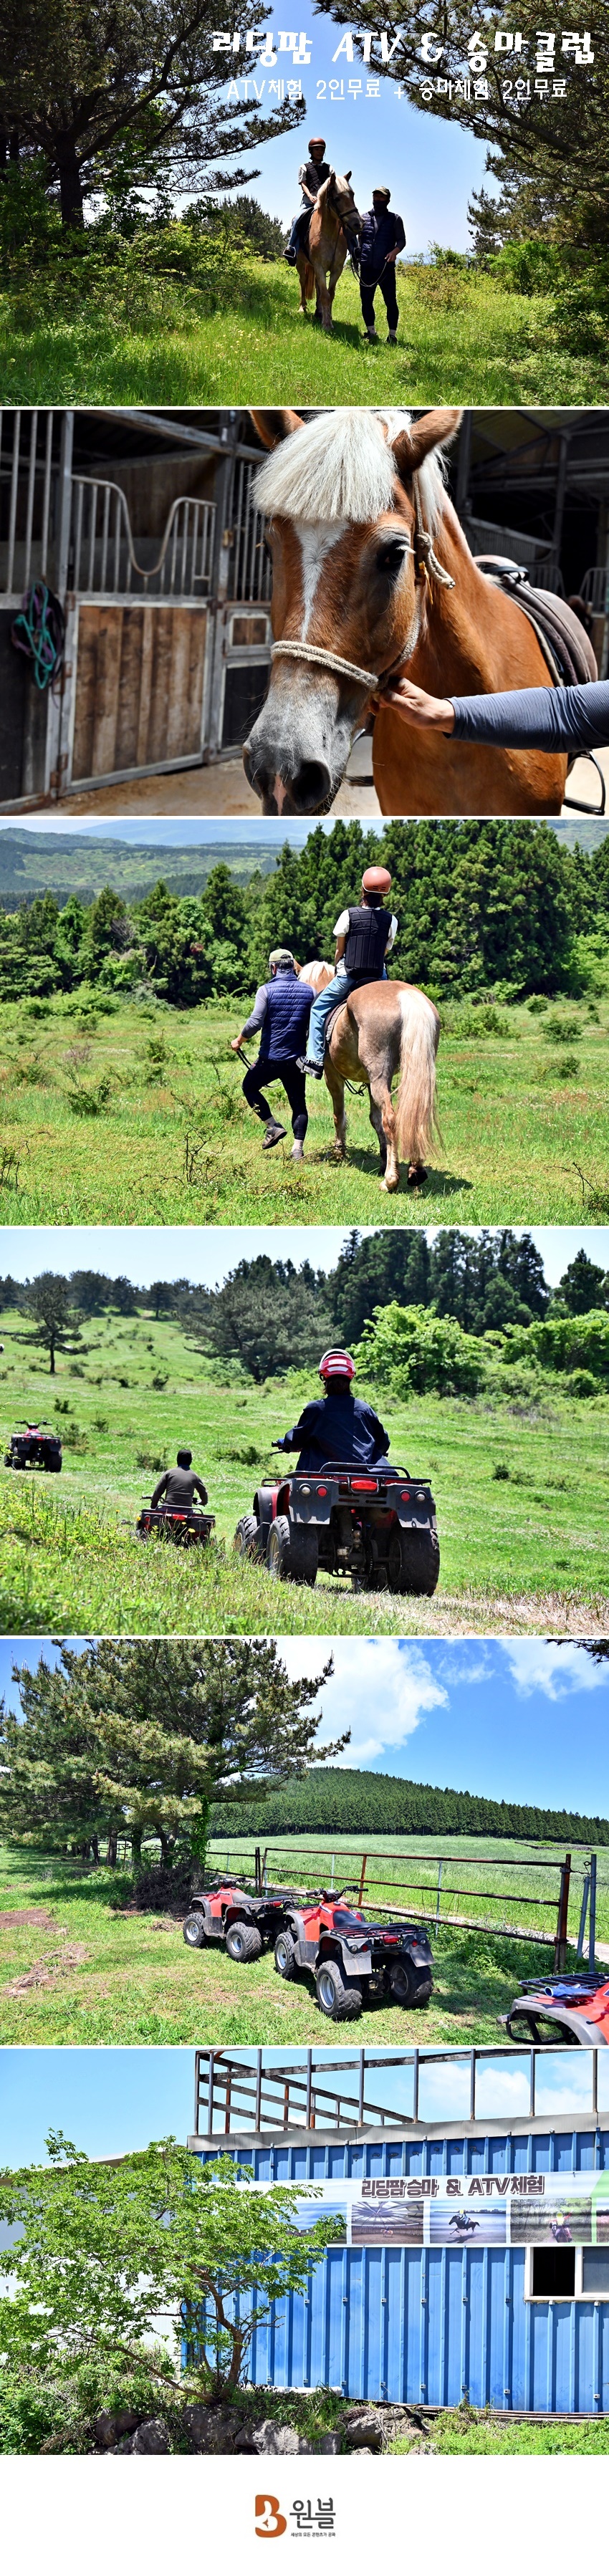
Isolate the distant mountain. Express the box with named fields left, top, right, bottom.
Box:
left=0, top=830, right=281, bottom=903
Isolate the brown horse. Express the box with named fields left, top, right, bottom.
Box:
left=299, top=965, right=440, bottom=1192
left=244, top=407, right=568, bottom=818
left=297, top=170, right=362, bottom=332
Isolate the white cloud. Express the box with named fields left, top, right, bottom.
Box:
left=279, top=1638, right=447, bottom=1767
left=501, top=1640, right=608, bottom=1702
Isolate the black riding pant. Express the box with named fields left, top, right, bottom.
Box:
left=360, top=269, right=399, bottom=332
left=242, top=1055, right=308, bottom=1141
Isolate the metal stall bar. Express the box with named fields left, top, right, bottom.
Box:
left=6, top=409, right=21, bottom=595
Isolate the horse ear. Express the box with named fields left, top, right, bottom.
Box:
left=392, top=408, right=462, bottom=479
left=249, top=410, right=304, bottom=449
left=345, top=168, right=352, bottom=181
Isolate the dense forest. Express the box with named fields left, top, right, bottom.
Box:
left=3, top=1236, right=607, bottom=1391
left=209, top=1766, right=609, bottom=1845
left=1, top=817, right=609, bottom=1006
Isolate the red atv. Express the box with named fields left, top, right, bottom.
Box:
left=274, top=1893, right=433, bottom=2022
left=506, top=1971, right=609, bottom=2047
left=4, top=1421, right=62, bottom=1472
left=136, top=1498, right=215, bottom=1548
left=234, top=1452, right=439, bottom=1595
left=182, top=1875, right=301, bottom=1963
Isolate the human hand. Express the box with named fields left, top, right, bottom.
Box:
left=229, top=1035, right=244, bottom=1052
left=374, top=676, right=455, bottom=731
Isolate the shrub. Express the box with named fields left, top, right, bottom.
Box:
left=355, top=1302, right=486, bottom=1397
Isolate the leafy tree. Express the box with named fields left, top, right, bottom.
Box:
left=0, top=2133, right=343, bottom=2416
left=149, top=1279, right=178, bottom=1320
left=191, top=1254, right=333, bottom=1385
left=212, top=1765, right=609, bottom=1845
left=0, top=1638, right=346, bottom=1870
left=69, top=1269, right=113, bottom=1316
left=555, top=1250, right=609, bottom=1315
left=355, top=1301, right=485, bottom=1398
left=24, top=1272, right=80, bottom=1375
left=0, top=0, right=304, bottom=226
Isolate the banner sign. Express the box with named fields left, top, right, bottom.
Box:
left=341, top=2172, right=609, bottom=2247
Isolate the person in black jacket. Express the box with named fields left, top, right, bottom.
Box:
left=231, top=948, right=317, bottom=1155
left=299, top=867, right=398, bottom=1077
left=359, top=188, right=406, bottom=343
left=275, top=1347, right=391, bottom=1471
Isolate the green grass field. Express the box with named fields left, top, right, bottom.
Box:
left=1, top=259, right=605, bottom=403
left=3, top=988, right=609, bottom=1226
left=0, top=1307, right=607, bottom=1634
left=2, top=1832, right=604, bottom=2047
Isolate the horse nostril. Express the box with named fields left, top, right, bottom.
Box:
left=290, top=760, right=333, bottom=814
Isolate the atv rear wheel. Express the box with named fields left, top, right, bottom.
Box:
left=315, top=1959, right=363, bottom=2021
left=274, top=1929, right=297, bottom=1979
left=390, top=1529, right=440, bottom=1597
left=234, top=1513, right=266, bottom=1561
left=183, top=1910, right=208, bottom=1948
left=390, top=1958, right=432, bottom=2008
left=266, top=1514, right=318, bottom=1586
left=225, top=1920, right=263, bottom=1963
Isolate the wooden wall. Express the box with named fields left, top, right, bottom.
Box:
left=71, top=603, right=207, bottom=782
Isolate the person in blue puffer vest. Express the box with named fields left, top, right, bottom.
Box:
left=230, top=948, right=317, bottom=1159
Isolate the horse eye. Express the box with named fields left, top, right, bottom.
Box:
left=376, top=541, right=408, bottom=576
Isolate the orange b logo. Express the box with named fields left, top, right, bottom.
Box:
left=255, top=2495, right=287, bottom=2539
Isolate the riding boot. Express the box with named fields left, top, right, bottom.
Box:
left=297, top=1056, right=323, bottom=1079
left=262, top=1116, right=287, bottom=1148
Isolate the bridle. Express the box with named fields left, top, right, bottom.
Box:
left=269, top=476, right=455, bottom=700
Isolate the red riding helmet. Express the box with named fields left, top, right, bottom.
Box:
left=319, top=1349, right=356, bottom=1382
left=362, top=865, right=392, bottom=895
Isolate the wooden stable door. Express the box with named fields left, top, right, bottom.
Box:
left=70, top=602, right=207, bottom=784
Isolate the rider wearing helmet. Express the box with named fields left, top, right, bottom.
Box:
left=231, top=948, right=317, bottom=1160
left=284, top=136, right=330, bottom=266
left=275, top=1349, right=391, bottom=1471
left=150, top=1448, right=208, bottom=1510
left=299, top=865, right=398, bottom=1077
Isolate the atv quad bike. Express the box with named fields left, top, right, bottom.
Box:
left=506, top=1970, right=609, bottom=2047
left=4, top=1421, right=62, bottom=1472
left=274, top=1894, right=433, bottom=2022
left=234, top=1453, right=439, bottom=1596
left=136, top=1497, right=216, bottom=1547
left=182, top=1874, right=303, bottom=1962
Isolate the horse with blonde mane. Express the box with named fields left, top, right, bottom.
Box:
left=297, top=170, right=363, bottom=330
left=299, top=961, right=440, bottom=1191
left=244, top=407, right=569, bottom=819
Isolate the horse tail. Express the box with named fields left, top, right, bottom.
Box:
left=393, top=987, right=441, bottom=1167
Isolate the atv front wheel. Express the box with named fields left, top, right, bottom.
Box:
left=225, top=1920, right=263, bottom=1963
left=234, top=1513, right=265, bottom=1561
left=274, top=1929, right=297, bottom=1979
left=315, top=1959, right=363, bottom=2022
left=390, top=1959, right=432, bottom=2008
left=390, top=1529, right=440, bottom=1598
left=266, top=1515, right=318, bottom=1586
left=183, top=1911, right=208, bottom=1948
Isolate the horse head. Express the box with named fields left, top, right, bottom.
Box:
left=244, top=406, right=461, bottom=815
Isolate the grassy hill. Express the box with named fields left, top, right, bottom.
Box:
left=0, top=830, right=280, bottom=906
left=0, top=1303, right=607, bottom=1635
left=2, top=988, right=608, bottom=1226
left=1, top=258, right=603, bottom=403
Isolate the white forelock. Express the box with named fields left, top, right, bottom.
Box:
left=254, top=408, right=448, bottom=529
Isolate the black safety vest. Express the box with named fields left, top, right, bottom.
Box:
left=302, top=159, right=330, bottom=192
left=344, top=905, right=392, bottom=977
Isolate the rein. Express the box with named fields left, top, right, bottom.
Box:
left=270, top=476, right=455, bottom=698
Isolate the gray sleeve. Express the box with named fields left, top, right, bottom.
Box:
left=241, top=985, right=268, bottom=1039
left=450, top=681, right=609, bottom=754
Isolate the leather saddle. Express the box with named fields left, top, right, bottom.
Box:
left=475, top=555, right=598, bottom=688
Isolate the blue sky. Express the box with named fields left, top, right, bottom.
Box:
left=2, top=1635, right=608, bottom=1807
left=208, top=1, right=489, bottom=247
left=2, top=2037, right=607, bottom=2168
left=2, top=1224, right=608, bottom=1292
